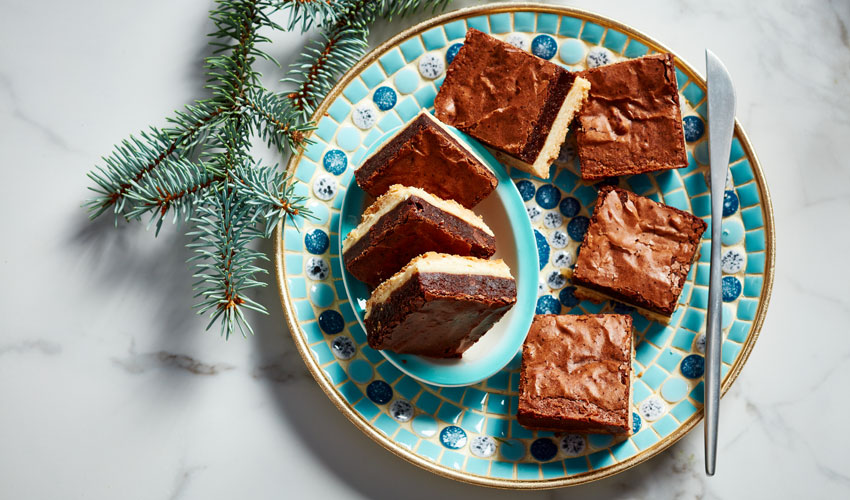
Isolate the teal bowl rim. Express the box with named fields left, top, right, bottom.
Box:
left=337, top=125, right=538, bottom=387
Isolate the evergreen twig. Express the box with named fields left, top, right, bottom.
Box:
left=188, top=188, right=268, bottom=339
left=283, top=0, right=376, bottom=120
left=84, top=0, right=452, bottom=338
left=277, top=0, right=337, bottom=31
left=231, top=161, right=313, bottom=237
left=124, top=158, right=218, bottom=234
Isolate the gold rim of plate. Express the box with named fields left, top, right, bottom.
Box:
left=273, top=2, right=776, bottom=489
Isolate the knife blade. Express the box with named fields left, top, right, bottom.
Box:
left=704, top=49, right=736, bottom=477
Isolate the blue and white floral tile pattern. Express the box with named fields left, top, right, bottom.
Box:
left=282, top=11, right=769, bottom=482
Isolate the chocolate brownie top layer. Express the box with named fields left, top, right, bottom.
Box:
left=573, top=186, right=707, bottom=315
left=355, top=112, right=497, bottom=207
left=576, top=53, right=688, bottom=179
left=522, top=314, right=632, bottom=412
left=434, top=29, right=576, bottom=163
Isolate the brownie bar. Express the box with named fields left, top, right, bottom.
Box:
left=575, top=53, right=688, bottom=180
left=517, top=314, right=633, bottom=434
left=342, top=185, right=495, bottom=287
left=434, top=29, right=590, bottom=179
left=355, top=112, right=497, bottom=208
left=572, top=186, right=707, bottom=317
left=365, top=253, right=517, bottom=358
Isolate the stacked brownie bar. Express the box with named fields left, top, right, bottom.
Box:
left=365, top=253, right=517, bottom=358
left=342, top=184, right=496, bottom=287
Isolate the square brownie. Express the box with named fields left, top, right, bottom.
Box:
left=517, top=314, right=633, bottom=434
left=365, top=253, right=516, bottom=358
left=434, top=29, right=590, bottom=179
left=343, top=184, right=496, bottom=287
left=575, top=53, right=688, bottom=180
left=572, top=186, right=707, bottom=318
left=355, top=111, right=498, bottom=208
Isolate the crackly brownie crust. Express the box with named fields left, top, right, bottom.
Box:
left=366, top=272, right=516, bottom=358
left=343, top=195, right=496, bottom=287
left=434, top=29, right=579, bottom=165
left=572, top=186, right=707, bottom=316
left=355, top=112, right=497, bottom=208
left=575, top=53, right=688, bottom=180
left=517, top=314, right=633, bottom=434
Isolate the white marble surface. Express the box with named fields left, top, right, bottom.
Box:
left=1, top=0, right=848, bottom=498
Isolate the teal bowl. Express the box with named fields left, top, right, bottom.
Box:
left=338, top=122, right=537, bottom=387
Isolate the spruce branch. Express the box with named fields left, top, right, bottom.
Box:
left=231, top=161, right=314, bottom=237
left=85, top=0, right=453, bottom=338
left=277, top=0, right=336, bottom=32
left=86, top=128, right=178, bottom=220
left=124, top=159, right=220, bottom=234
left=188, top=187, right=268, bottom=339
left=283, top=0, right=375, bottom=120
left=244, top=89, right=315, bottom=153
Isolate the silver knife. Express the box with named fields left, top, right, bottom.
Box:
left=704, top=49, right=736, bottom=477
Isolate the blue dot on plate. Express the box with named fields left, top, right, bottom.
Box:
left=722, top=276, right=742, bottom=302
left=559, top=286, right=580, bottom=308
left=318, top=310, right=344, bottom=335
left=632, top=412, right=642, bottom=434
left=723, top=190, right=739, bottom=216
left=304, top=229, right=329, bottom=255
left=535, top=184, right=561, bottom=209
left=439, top=425, right=467, bottom=449
left=530, top=438, right=558, bottom=461
left=534, top=230, right=549, bottom=271
left=322, top=149, right=347, bottom=175
left=681, top=354, right=705, bottom=379
left=613, top=302, right=635, bottom=314
left=515, top=180, right=535, bottom=202
left=682, top=116, right=705, bottom=142
left=559, top=196, right=580, bottom=218
left=366, top=380, right=393, bottom=404
left=446, top=42, right=463, bottom=64
left=372, top=86, right=397, bottom=111
left=531, top=34, right=558, bottom=60
left=536, top=295, right=561, bottom=315
left=567, top=216, right=590, bottom=242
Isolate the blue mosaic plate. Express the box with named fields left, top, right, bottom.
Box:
left=338, top=127, right=538, bottom=387
left=274, top=4, right=774, bottom=489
